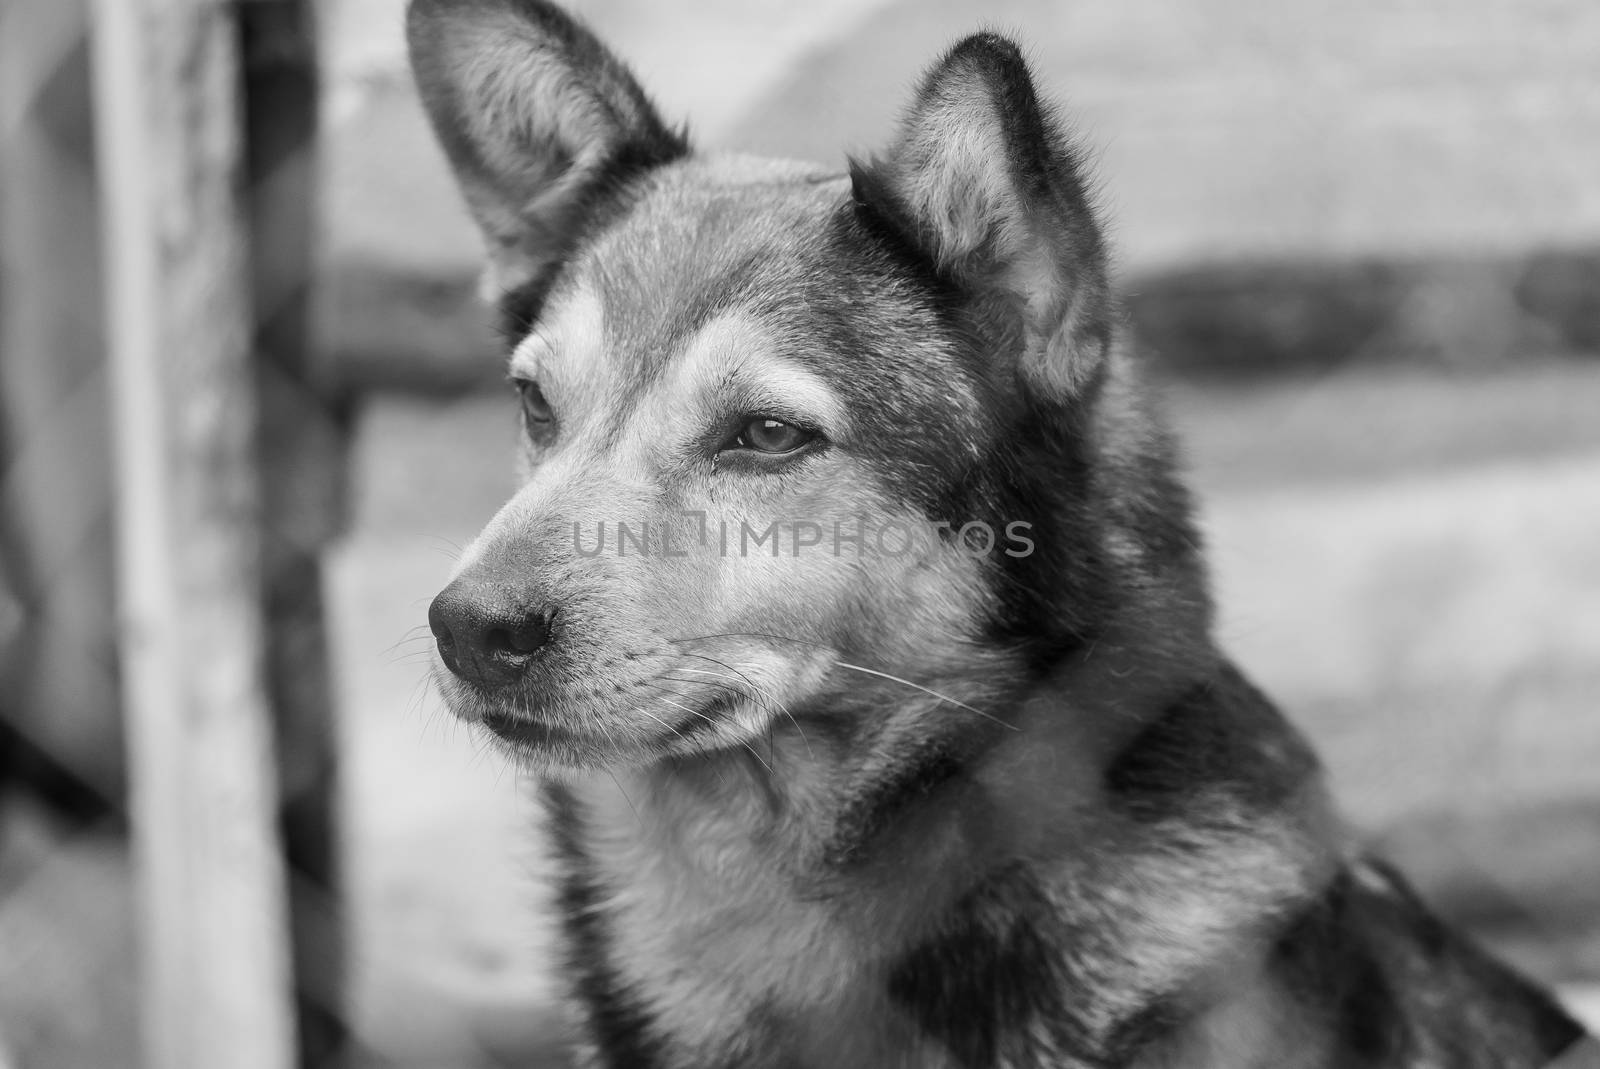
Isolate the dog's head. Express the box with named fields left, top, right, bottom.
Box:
left=409, top=0, right=1192, bottom=770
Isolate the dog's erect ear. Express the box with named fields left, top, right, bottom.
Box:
left=407, top=0, right=688, bottom=297
left=852, top=34, right=1110, bottom=397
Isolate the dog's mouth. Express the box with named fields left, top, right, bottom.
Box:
left=478, top=711, right=573, bottom=749
left=471, top=688, right=748, bottom=765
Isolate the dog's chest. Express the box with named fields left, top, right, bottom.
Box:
left=550, top=775, right=954, bottom=1068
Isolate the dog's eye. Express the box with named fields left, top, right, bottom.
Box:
left=515, top=379, right=554, bottom=426
left=733, top=417, right=815, bottom=455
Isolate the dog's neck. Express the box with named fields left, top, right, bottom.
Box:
left=545, top=619, right=1341, bottom=1067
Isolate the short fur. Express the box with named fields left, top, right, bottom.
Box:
left=405, top=3, right=1596, bottom=1067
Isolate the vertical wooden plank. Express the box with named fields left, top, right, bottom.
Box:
left=89, top=1, right=297, bottom=1067
left=239, top=3, right=350, bottom=1064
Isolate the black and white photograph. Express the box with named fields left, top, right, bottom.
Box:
left=2, top=1, right=1597, bottom=1066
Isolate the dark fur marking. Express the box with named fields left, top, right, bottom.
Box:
left=1101, top=998, right=1184, bottom=1066
left=1274, top=872, right=1411, bottom=1065
left=845, top=166, right=967, bottom=306
left=497, top=274, right=557, bottom=345
left=495, top=138, right=690, bottom=344
left=886, top=866, right=1144, bottom=1068
left=1104, top=661, right=1318, bottom=820
left=841, top=175, right=1118, bottom=678
left=844, top=156, right=1020, bottom=407
left=541, top=783, right=664, bottom=1068
left=820, top=731, right=974, bottom=869
left=1358, top=859, right=1589, bottom=1066
left=890, top=868, right=1072, bottom=1068
left=981, top=397, right=1112, bottom=676
left=1275, top=864, right=1591, bottom=1068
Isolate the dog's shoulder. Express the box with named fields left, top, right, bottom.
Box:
left=1272, top=858, right=1593, bottom=1068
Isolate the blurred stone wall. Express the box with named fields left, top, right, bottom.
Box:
left=320, top=0, right=1599, bottom=387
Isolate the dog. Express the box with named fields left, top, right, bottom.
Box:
left=405, top=2, right=1595, bottom=1065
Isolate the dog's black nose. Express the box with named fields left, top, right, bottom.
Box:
left=427, top=579, right=551, bottom=689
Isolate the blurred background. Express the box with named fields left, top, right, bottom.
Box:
left=2, top=0, right=1597, bottom=1066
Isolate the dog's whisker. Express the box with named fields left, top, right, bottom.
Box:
left=405, top=670, right=438, bottom=722
left=382, top=625, right=436, bottom=659
left=650, top=676, right=743, bottom=708
left=661, top=665, right=770, bottom=707
left=831, top=661, right=1019, bottom=732
left=674, top=635, right=1015, bottom=732
left=670, top=654, right=786, bottom=710
left=643, top=692, right=699, bottom=720
left=634, top=704, right=691, bottom=747
left=648, top=676, right=788, bottom=764
left=669, top=631, right=831, bottom=650
left=423, top=534, right=465, bottom=561
left=605, top=768, right=642, bottom=826
left=738, top=740, right=776, bottom=775
left=645, top=699, right=779, bottom=774
left=667, top=661, right=815, bottom=760
left=640, top=689, right=776, bottom=774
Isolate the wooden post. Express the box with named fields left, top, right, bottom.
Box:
left=239, top=3, right=350, bottom=1064
left=90, top=1, right=297, bottom=1067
